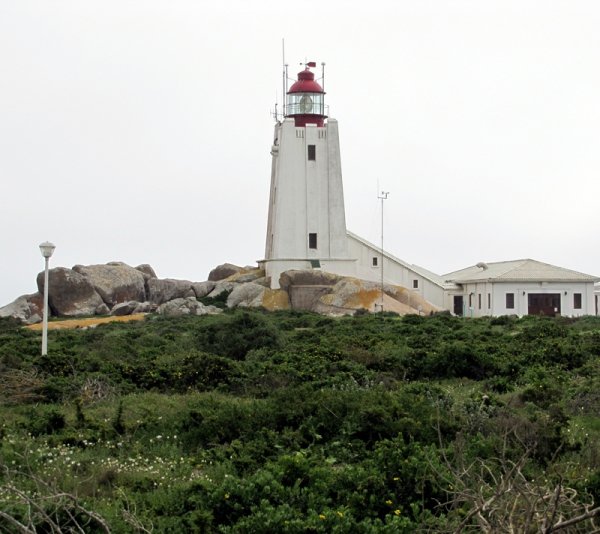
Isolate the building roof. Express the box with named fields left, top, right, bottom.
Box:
left=444, top=259, right=599, bottom=284
left=347, top=231, right=455, bottom=288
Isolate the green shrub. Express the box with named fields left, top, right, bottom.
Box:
left=196, top=311, right=281, bottom=360
left=25, top=405, right=66, bottom=435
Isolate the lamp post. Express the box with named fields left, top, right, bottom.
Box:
left=39, top=241, right=56, bottom=356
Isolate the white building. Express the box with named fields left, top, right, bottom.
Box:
left=259, top=65, right=599, bottom=317
left=443, top=259, right=598, bottom=317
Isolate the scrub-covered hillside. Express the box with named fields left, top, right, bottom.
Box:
left=1, top=311, right=599, bottom=532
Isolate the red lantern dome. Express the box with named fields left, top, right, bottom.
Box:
left=286, top=67, right=326, bottom=127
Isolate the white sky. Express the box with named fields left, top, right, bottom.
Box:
left=1, top=0, right=599, bottom=305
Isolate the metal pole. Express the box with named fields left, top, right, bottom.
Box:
left=282, top=39, right=286, bottom=118
left=377, top=191, right=389, bottom=312
left=42, top=256, right=49, bottom=355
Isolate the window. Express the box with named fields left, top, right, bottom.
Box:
left=506, top=293, right=515, bottom=309
left=413, top=279, right=419, bottom=289
left=308, top=233, right=317, bottom=249
left=469, top=294, right=473, bottom=308
left=478, top=294, right=482, bottom=309
left=372, top=257, right=378, bottom=267
left=574, top=293, right=582, bottom=309
left=487, top=293, right=491, bottom=309
left=307, top=144, right=316, bottom=161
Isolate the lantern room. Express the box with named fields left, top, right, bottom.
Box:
left=286, top=66, right=326, bottom=127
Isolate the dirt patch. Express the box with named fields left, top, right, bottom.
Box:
left=26, top=314, right=147, bottom=331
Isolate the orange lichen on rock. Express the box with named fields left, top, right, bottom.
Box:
left=345, top=288, right=381, bottom=309
left=261, top=289, right=290, bottom=311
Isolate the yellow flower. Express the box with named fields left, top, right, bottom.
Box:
left=319, top=514, right=326, bottom=520
left=394, top=509, right=401, bottom=516
left=224, top=493, right=230, bottom=500
left=393, top=477, right=400, bottom=481
left=385, top=499, right=393, bottom=506
left=336, top=511, right=344, bottom=518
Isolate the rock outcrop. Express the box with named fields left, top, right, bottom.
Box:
left=36, top=267, right=105, bottom=317
left=281, top=270, right=439, bottom=316
left=157, top=297, right=221, bottom=317
left=208, top=263, right=243, bottom=282
left=226, top=283, right=290, bottom=311
left=226, top=282, right=267, bottom=308
left=279, top=270, right=342, bottom=290
left=2, top=260, right=437, bottom=323
left=225, top=268, right=265, bottom=284
left=135, top=264, right=157, bottom=281
left=110, top=301, right=140, bottom=316
left=72, top=264, right=146, bottom=307
left=207, top=281, right=238, bottom=299
left=147, top=278, right=195, bottom=305
left=0, top=292, right=44, bottom=324
left=192, top=281, right=216, bottom=299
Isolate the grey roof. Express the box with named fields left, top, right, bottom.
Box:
left=444, top=259, right=599, bottom=284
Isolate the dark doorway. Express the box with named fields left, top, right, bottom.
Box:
left=453, top=295, right=464, bottom=316
left=528, top=293, right=561, bottom=316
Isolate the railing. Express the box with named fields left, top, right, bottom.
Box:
left=284, top=103, right=329, bottom=117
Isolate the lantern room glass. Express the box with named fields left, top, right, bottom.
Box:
left=286, top=93, right=324, bottom=116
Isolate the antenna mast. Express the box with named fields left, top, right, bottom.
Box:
left=377, top=191, right=389, bottom=312
left=282, top=39, right=288, bottom=120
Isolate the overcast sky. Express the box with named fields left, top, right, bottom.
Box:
left=1, top=0, right=599, bottom=305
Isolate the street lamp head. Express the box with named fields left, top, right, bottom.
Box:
left=39, top=241, right=56, bottom=259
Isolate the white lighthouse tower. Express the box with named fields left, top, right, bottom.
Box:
left=261, top=64, right=355, bottom=288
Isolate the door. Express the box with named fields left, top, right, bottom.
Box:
left=453, top=295, right=464, bottom=316
left=528, top=293, right=561, bottom=316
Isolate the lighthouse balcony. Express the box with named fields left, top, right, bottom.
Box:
left=285, top=102, right=329, bottom=117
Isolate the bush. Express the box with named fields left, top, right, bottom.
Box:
left=196, top=311, right=281, bottom=360
left=25, top=405, right=66, bottom=435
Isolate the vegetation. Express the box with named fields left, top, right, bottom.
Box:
left=1, top=311, right=600, bottom=532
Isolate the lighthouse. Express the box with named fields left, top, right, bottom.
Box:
left=261, top=64, right=355, bottom=288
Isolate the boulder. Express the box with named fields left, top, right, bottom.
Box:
left=279, top=270, right=342, bottom=291
left=135, top=264, right=157, bottom=281
left=288, top=285, right=333, bottom=312
left=225, top=268, right=265, bottom=284
left=276, top=270, right=439, bottom=316
left=37, top=267, right=105, bottom=317
left=111, top=301, right=140, bottom=316
left=72, top=263, right=146, bottom=307
left=192, top=281, right=216, bottom=299
left=226, top=283, right=267, bottom=308
left=147, top=278, right=195, bottom=305
left=95, top=303, right=110, bottom=316
left=318, top=278, right=379, bottom=312
left=258, top=288, right=290, bottom=311
left=317, top=278, right=438, bottom=315
left=0, top=292, right=44, bottom=324
left=206, top=281, right=238, bottom=299
left=133, top=301, right=155, bottom=314
left=208, top=263, right=243, bottom=282
left=253, top=276, right=270, bottom=287
left=157, top=297, right=221, bottom=317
